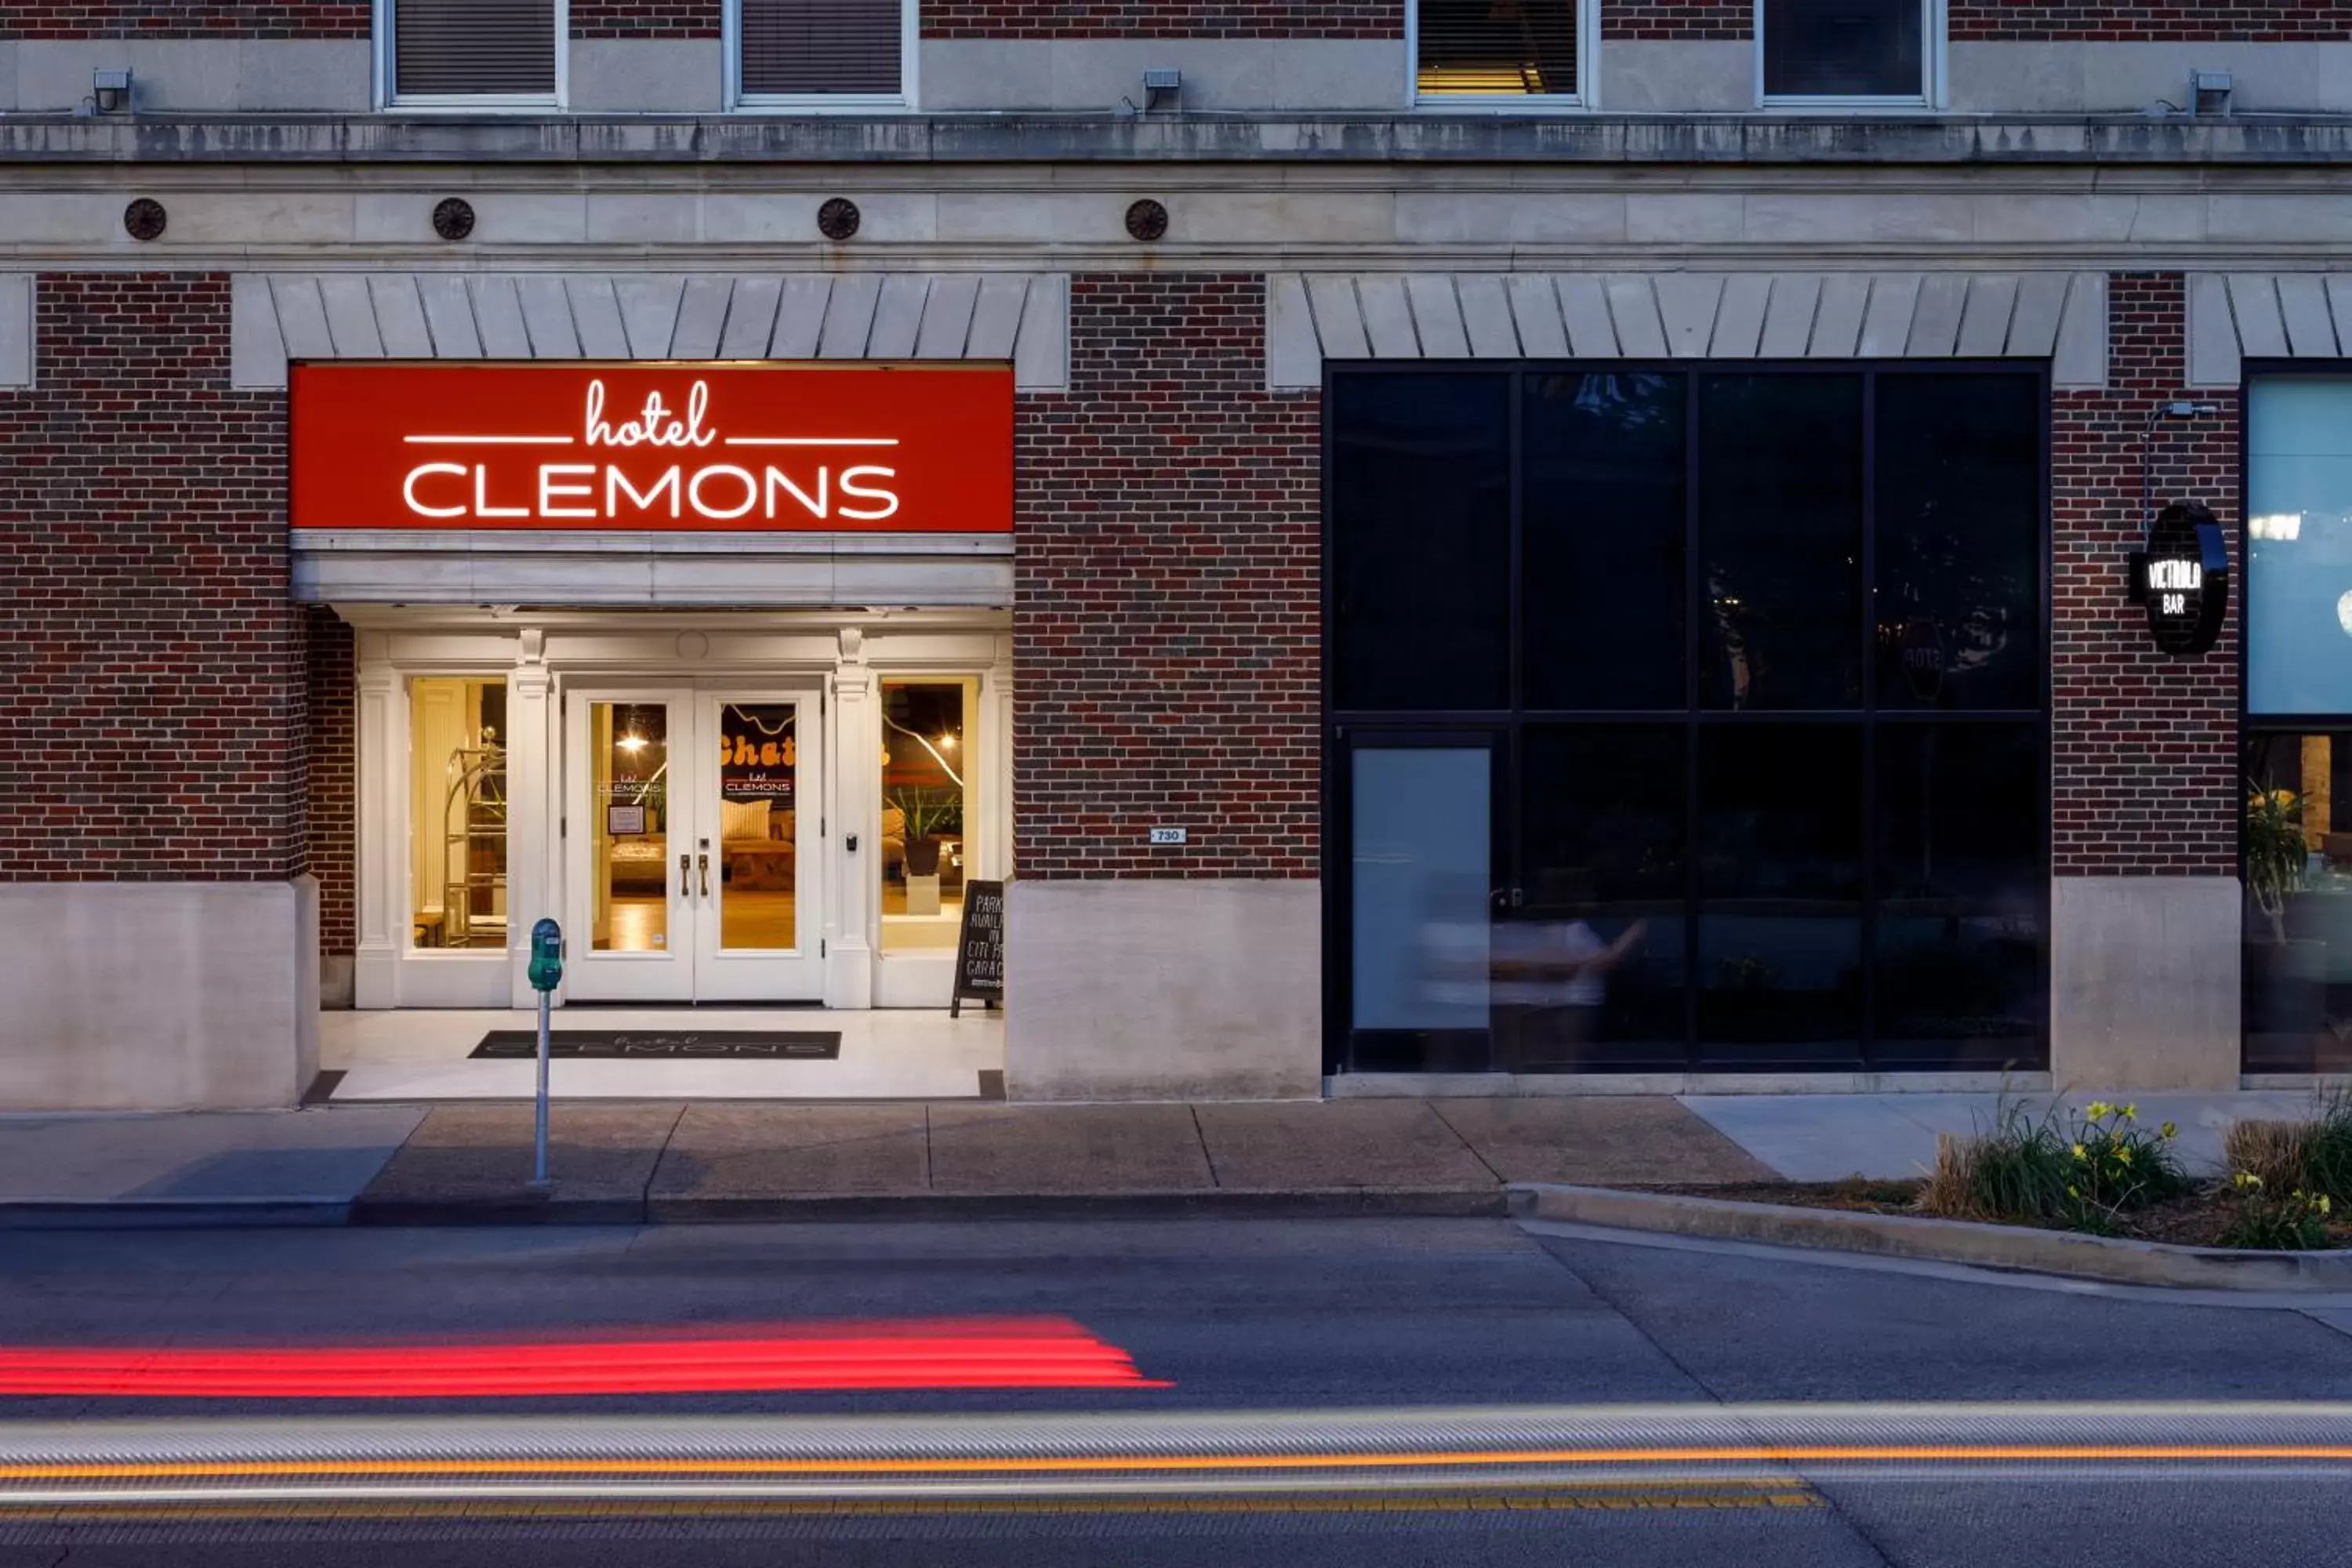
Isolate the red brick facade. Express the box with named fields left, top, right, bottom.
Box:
left=2051, top=272, right=2240, bottom=878
left=0, top=274, right=305, bottom=884
left=305, top=608, right=356, bottom=956
left=570, top=0, right=720, bottom=40
left=923, top=2, right=1399, bottom=39
left=0, top=2, right=365, bottom=38
left=1602, top=2, right=1751, bottom=41
left=1014, top=274, right=1321, bottom=880
left=1950, top=3, right=2352, bottom=42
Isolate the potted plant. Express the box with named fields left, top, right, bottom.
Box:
left=2247, top=786, right=2325, bottom=1035
left=889, top=787, right=962, bottom=915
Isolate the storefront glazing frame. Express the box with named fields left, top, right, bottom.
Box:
left=1319, top=358, right=2056, bottom=1077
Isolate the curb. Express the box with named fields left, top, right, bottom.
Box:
left=1510, top=1183, right=2352, bottom=1292
left=0, top=1187, right=1508, bottom=1230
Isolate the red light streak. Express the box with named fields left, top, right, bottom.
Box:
left=0, top=1319, right=1167, bottom=1397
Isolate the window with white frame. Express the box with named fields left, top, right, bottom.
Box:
left=1760, top=0, right=1931, bottom=101
left=734, top=0, right=909, bottom=104
left=1413, top=0, right=1585, bottom=103
left=384, top=0, right=561, bottom=103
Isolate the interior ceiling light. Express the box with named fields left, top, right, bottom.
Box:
left=619, top=734, right=648, bottom=752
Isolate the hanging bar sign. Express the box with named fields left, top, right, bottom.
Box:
left=2132, top=501, right=2230, bottom=658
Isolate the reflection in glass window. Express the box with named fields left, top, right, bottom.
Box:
left=717, top=703, right=798, bottom=954
left=880, top=679, right=972, bottom=954
left=408, top=677, right=507, bottom=950
left=1523, top=373, right=1687, bottom=710
left=1763, top=0, right=1925, bottom=99
left=1874, top=375, right=2042, bottom=713
left=2249, top=379, right=2352, bottom=716
left=1331, top=373, right=1511, bottom=712
left=1699, top=375, right=1864, bottom=712
left=2242, top=732, right=2352, bottom=1073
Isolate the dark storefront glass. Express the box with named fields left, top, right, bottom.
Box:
left=2244, top=735, right=2352, bottom=1073
left=1699, top=375, right=1864, bottom=712
left=1327, top=364, right=2049, bottom=1075
left=1330, top=373, right=1511, bottom=711
left=1697, top=726, right=1864, bottom=1061
left=1873, top=724, right=2047, bottom=1063
left=1875, top=374, right=2042, bottom=712
left=1523, top=373, right=1686, bottom=710
left=1506, top=725, right=1688, bottom=1069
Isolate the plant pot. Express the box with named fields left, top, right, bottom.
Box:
left=905, top=835, right=942, bottom=877
left=905, top=873, right=942, bottom=916
left=2248, top=937, right=2328, bottom=1035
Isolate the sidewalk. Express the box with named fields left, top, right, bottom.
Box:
left=0, top=1089, right=2321, bottom=1227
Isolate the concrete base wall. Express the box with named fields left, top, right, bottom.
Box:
left=2051, top=876, right=2241, bottom=1093
left=1005, top=880, right=1321, bottom=1101
left=321, top=953, right=355, bottom=1011
left=5, top=41, right=370, bottom=113
left=1595, top=42, right=1752, bottom=114
left=0, top=880, right=320, bottom=1111
left=920, top=40, right=1404, bottom=112
left=571, top=41, right=722, bottom=114
left=1949, top=42, right=2352, bottom=117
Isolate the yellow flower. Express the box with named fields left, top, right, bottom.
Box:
left=2237, top=1171, right=2264, bottom=1191
left=2122, top=1104, right=2138, bottom=1122
left=2161, top=1121, right=2178, bottom=1139
left=2322, top=1196, right=2336, bottom=1217
left=2085, top=1101, right=2112, bottom=1121
left=2071, top=1143, right=2088, bottom=1161
left=2114, top=1147, right=2132, bottom=1167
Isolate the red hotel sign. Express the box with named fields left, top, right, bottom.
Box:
left=290, top=364, right=1013, bottom=533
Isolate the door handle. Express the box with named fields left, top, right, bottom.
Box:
left=698, top=851, right=711, bottom=898
left=678, top=853, right=691, bottom=898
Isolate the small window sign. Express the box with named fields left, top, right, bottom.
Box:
left=1149, top=826, right=1188, bottom=845
left=606, top=804, right=645, bottom=835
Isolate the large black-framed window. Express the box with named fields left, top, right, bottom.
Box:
left=1325, top=362, right=2050, bottom=1075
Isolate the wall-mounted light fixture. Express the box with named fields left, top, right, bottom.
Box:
left=1142, top=68, right=1181, bottom=112
left=91, top=69, right=131, bottom=114
left=2190, top=70, right=2234, bottom=118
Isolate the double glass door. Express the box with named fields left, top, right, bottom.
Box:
left=563, top=686, right=822, bottom=1003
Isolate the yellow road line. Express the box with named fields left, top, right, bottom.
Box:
left=4, top=1444, right=2350, bottom=1483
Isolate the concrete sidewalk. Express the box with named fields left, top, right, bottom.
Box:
left=0, top=1089, right=2330, bottom=1226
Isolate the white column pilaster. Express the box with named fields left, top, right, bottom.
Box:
left=506, top=629, right=554, bottom=1009
left=982, top=634, right=1014, bottom=883
left=826, top=627, right=877, bottom=1009
left=351, top=641, right=401, bottom=1008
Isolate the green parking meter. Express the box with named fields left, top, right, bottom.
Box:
left=528, top=918, right=564, bottom=993
left=527, top=918, right=562, bottom=1188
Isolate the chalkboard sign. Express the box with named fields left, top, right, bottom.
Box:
left=950, top=879, right=1005, bottom=1018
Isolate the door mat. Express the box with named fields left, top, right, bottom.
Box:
left=470, top=1030, right=842, bottom=1061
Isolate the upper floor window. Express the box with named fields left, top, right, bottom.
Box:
left=732, top=0, right=910, bottom=107
left=1761, top=0, right=1931, bottom=102
left=1412, top=1, right=1586, bottom=105
left=384, top=0, right=561, bottom=104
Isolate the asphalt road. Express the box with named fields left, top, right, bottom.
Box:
left=1, top=1216, right=2350, bottom=1565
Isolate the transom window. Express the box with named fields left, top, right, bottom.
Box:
left=1413, top=0, right=1587, bottom=103
left=1761, top=0, right=1933, bottom=102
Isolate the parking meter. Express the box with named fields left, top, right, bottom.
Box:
left=528, top=917, right=564, bottom=993
left=526, top=917, right=562, bottom=1187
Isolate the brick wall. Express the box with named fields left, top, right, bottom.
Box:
left=0, top=2, right=365, bottom=38
left=1950, top=3, right=2352, bottom=42
left=0, top=274, right=303, bottom=884
left=2051, top=273, right=2239, bottom=877
left=1602, top=2, right=1751, bottom=41
left=1014, top=274, right=1319, bottom=880
left=305, top=607, right=356, bottom=954
left=570, top=0, right=719, bottom=40
left=923, top=2, right=1399, bottom=39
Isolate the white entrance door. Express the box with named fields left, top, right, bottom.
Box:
left=563, top=686, right=823, bottom=1003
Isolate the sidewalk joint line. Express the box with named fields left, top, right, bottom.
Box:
left=1424, top=1100, right=1504, bottom=1186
